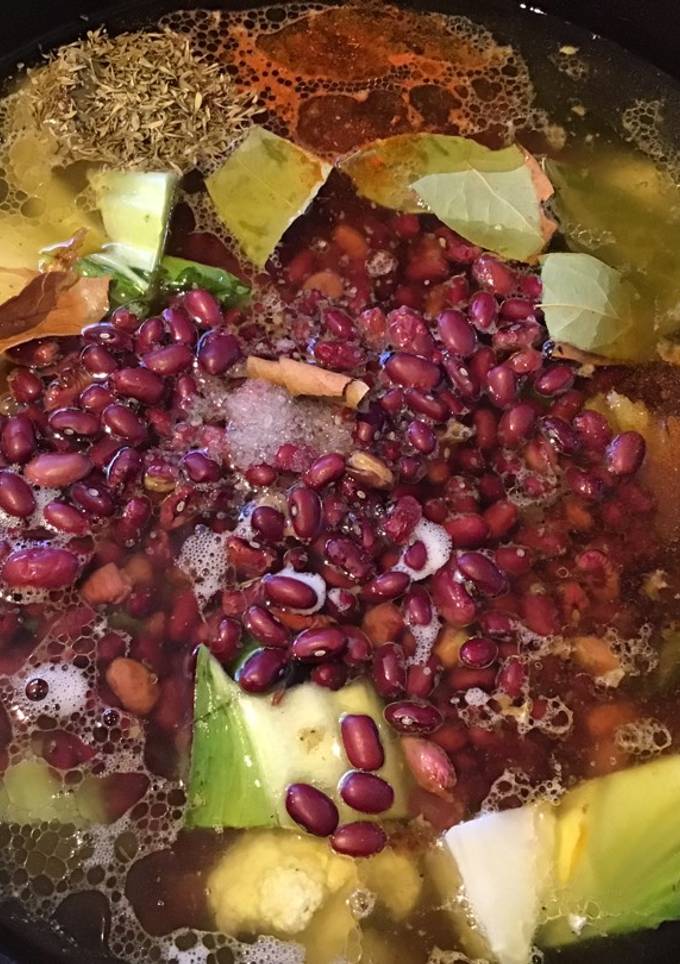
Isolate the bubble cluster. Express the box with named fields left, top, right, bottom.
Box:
left=481, top=766, right=565, bottom=813
left=614, top=717, right=672, bottom=758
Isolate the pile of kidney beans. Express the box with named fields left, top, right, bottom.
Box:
left=0, top=183, right=658, bottom=835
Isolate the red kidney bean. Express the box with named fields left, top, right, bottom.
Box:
left=379, top=388, right=404, bottom=414
left=102, top=404, right=146, bottom=443
left=431, top=566, right=477, bottom=625
left=403, top=541, right=428, bottom=571
left=406, top=657, right=440, bottom=699
left=341, top=714, right=384, bottom=771
left=81, top=344, right=118, bottom=376
left=483, top=500, right=519, bottom=540
left=443, top=355, right=480, bottom=401
left=549, top=388, right=584, bottom=421
left=384, top=352, right=441, bottom=390
left=438, top=309, right=477, bottom=356
left=303, top=453, right=346, bottom=491
left=1, top=415, right=36, bottom=464
left=362, top=571, right=410, bottom=602
left=606, top=431, right=646, bottom=476
left=478, top=610, right=515, bottom=639
left=243, top=605, right=290, bottom=647
left=162, top=306, right=197, bottom=346
left=237, top=647, right=289, bottom=693
left=339, top=771, right=394, bottom=814
left=48, top=407, right=100, bottom=438
left=384, top=699, right=443, bottom=735
left=472, top=408, right=498, bottom=451
left=404, top=586, right=432, bottom=627
left=565, top=466, right=606, bottom=501
left=573, top=410, right=612, bottom=451
left=83, top=322, right=132, bottom=352
left=310, top=662, right=348, bottom=690
left=478, top=473, right=505, bottom=505
left=534, top=364, right=574, bottom=397
left=387, top=307, right=436, bottom=357
left=246, top=463, right=277, bottom=486
left=70, top=481, right=115, bottom=517
left=80, top=384, right=115, bottom=414
left=493, top=320, right=544, bottom=352
left=323, top=308, right=356, bottom=339
left=291, top=626, right=346, bottom=662
left=288, top=485, right=322, bottom=541
left=285, top=782, right=339, bottom=836
left=508, top=347, right=543, bottom=375
left=457, top=551, right=507, bottom=596
left=372, top=643, right=406, bottom=699
left=472, top=254, right=515, bottom=295
left=110, top=367, right=165, bottom=405
left=407, top=420, right=436, bottom=454
left=197, top=330, right=241, bottom=375
left=460, top=636, right=498, bottom=669
left=142, top=343, right=194, bottom=376
left=24, top=452, right=91, bottom=488
left=110, top=306, right=139, bottom=333
left=181, top=450, right=221, bottom=484
left=468, top=291, right=498, bottom=332
left=324, top=536, right=374, bottom=582
left=499, top=297, right=533, bottom=320
left=265, top=575, right=318, bottom=610
left=521, top=592, right=560, bottom=635
left=401, top=736, right=457, bottom=799
left=399, top=456, right=425, bottom=482
left=330, top=821, right=386, bottom=857
left=182, top=288, right=223, bottom=327
left=43, top=500, right=90, bottom=535
left=105, top=447, right=142, bottom=489
left=496, top=657, right=527, bottom=698
left=497, top=403, right=537, bottom=448
left=1, top=546, right=78, bottom=589
left=403, top=389, right=448, bottom=422
left=538, top=416, right=581, bottom=455
left=0, top=470, right=35, bottom=517
left=207, top=617, right=242, bottom=663
left=446, top=514, right=489, bottom=549
left=135, top=316, right=164, bottom=354
left=248, top=506, right=283, bottom=543
left=8, top=369, right=42, bottom=403
left=342, top=627, right=373, bottom=665
left=485, top=364, right=518, bottom=409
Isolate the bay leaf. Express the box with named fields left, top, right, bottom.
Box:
left=206, top=126, right=331, bottom=267
left=540, top=252, right=641, bottom=360
left=548, top=149, right=680, bottom=355
left=413, top=146, right=555, bottom=261
left=340, top=133, right=555, bottom=260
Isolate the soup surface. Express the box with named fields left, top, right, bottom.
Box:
left=1, top=3, right=680, bottom=964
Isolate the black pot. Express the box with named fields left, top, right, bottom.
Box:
left=0, top=2, right=679, bottom=962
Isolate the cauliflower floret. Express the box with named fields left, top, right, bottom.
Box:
left=359, top=848, right=424, bottom=920
left=207, top=830, right=359, bottom=937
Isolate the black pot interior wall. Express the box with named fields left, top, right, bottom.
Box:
left=1, top=1, right=680, bottom=962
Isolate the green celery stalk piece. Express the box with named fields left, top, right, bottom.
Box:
left=160, top=255, right=250, bottom=305
left=187, top=645, right=276, bottom=829
left=90, top=170, right=179, bottom=273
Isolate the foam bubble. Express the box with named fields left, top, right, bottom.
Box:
left=178, top=525, right=229, bottom=611
left=12, top=662, right=90, bottom=718
left=615, top=717, right=672, bottom=758
left=395, top=519, right=452, bottom=582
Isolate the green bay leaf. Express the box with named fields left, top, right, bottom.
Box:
left=540, top=252, right=641, bottom=359
left=206, top=126, right=331, bottom=267
left=414, top=162, right=546, bottom=261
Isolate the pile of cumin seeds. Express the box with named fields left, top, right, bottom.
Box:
left=15, top=27, right=261, bottom=173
